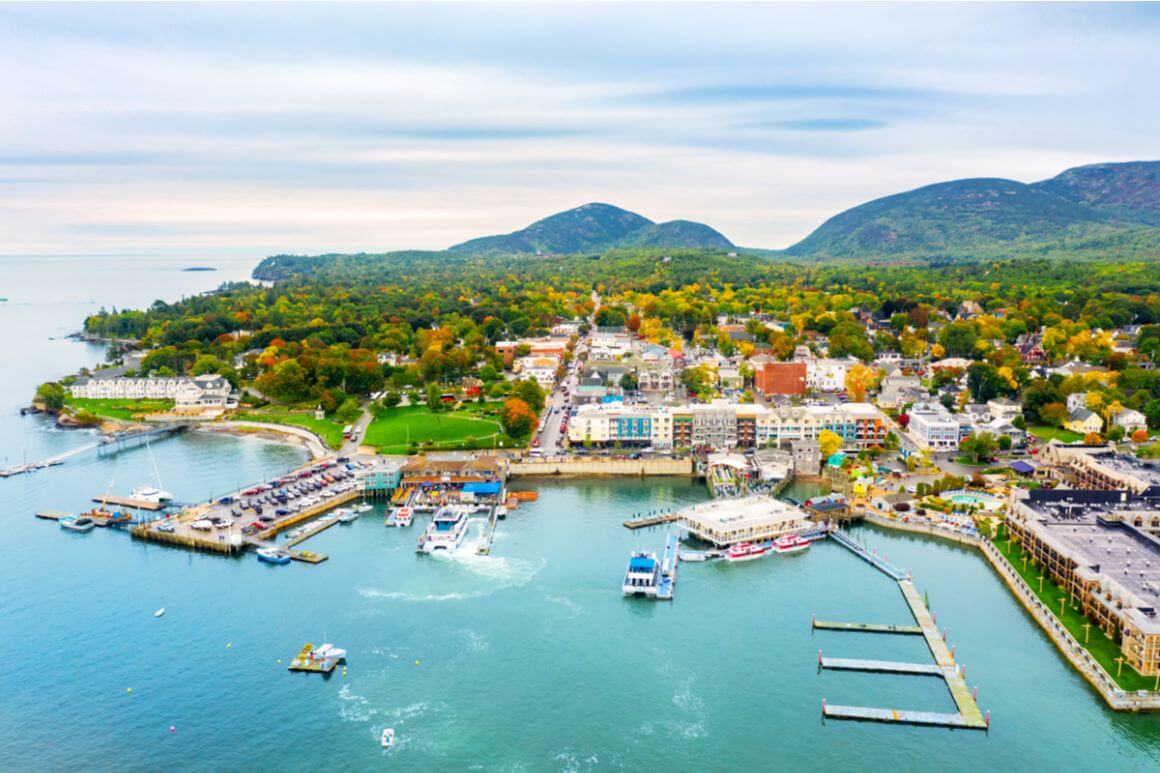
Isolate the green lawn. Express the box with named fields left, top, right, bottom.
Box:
left=364, top=405, right=524, bottom=454
left=994, top=537, right=1156, bottom=692
left=65, top=397, right=174, bottom=421
left=1028, top=426, right=1085, bottom=443
left=234, top=409, right=345, bottom=448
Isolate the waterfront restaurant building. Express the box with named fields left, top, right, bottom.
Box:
left=678, top=495, right=811, bottom=547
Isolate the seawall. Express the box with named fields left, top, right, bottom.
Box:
left=509, top=457, right=695, bottom=477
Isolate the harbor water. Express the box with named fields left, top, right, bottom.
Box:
left=2, top=256, right=1159, bottom=769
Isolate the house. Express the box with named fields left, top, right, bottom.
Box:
left=174, top=374, right=234, bottom=412
left=1015, top=333, right=1049, bottom=366
left=986, top=397, right=1022, bottom=422
left=907, top=402, right=961, bottom=451
left=1114, top=408, right=1147, bottom=434
left=958, top=300, right=984, bottom=319
left=495, top=338, right=568, bottom=367
left=514, top=355, right=560, bottom=389
left=718, top=366, right=744, bottom=391
left=878, top=369, right=924, bottom=409
left=805, top=357, right=855, bottom=393
left=1065, top=408, right=1103, bottom=435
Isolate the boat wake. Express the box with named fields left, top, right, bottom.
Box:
left=544, top=593, right=583, bottom=616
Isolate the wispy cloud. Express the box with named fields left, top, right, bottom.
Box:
left=0, top=3, right=1156, bottom=255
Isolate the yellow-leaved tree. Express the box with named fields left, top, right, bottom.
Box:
left=819, top=429, right=843, bottom=459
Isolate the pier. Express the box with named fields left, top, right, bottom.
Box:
left=817, top=530, right=989, bottom=731
left=656, top=531, right=679, bottom=601
left=476, top=504, right=500, bottom=556
left=92, top=494, right=166, bottom=511
left=2, top=423, right=188, bottom=478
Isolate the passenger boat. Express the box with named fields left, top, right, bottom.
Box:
left=416, top=507, right=468, bottom=553
left=622, top=551, right=660, bottom=596
left=724, top=542, right=769, bottom=563
left=773, top=534, right=811, bottom=555
left=130, top=485, right=174, bottom=504
left=59, top=515, right=96, bottom=533
left=394, top=507, right=413, bottom=527
left=381, top=728, right=395, bottom=750
left=256, top=547, right=292, bottom=565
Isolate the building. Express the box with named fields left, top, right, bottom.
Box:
left=677, top=495, right=812, bottom=547
left=399, top=453, right=506, bottom=491
left=1007, top=488, right=1160, bottom=676
left=1065, top=408, right=1103, bottom=435
left=878, top=369, right=924, bottom=409
left=1039, top=446, right=1160, bottom=496
left=908, top=402, right=962, bottom=451
left=1115, top=409, right=1147, bottom=435
left=753, top=361, right=807, bottom=397
left=589, top=329, right=633, bottom=359
left=717, top=366, right=744, bottom=391
left=514, top=355, right=560, bottom=389
left=175, top=374, right=234, bottom=411
left=790, top=439, right=822, bottom=476
left=805, top=357, right=854, bottom=392
left=69, top=375, right=189, bottom=400
left=495, top=338, right=569, bottom=367
left=567, top=401, right=888, bottom=452
left=637, top=361, right=677, bottom=393
left=987, top=397, right=1023, bottom=422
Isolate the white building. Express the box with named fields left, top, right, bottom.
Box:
left=878, top=369, right=923, bottom=409
left=589, top=330, right=633, bottom=359
left=70, top=376, right=189, bottom=400
left=677, top=495, right=811, bottom=547
left=805, top=357, right=855, bottom=392
left=514, top=355, right=560, bottom=389
left=908, top=402, right=962, bottom=451
left=1115, top=408, right=1147, bottom=434
left=175, top=374, right=234, bottom=410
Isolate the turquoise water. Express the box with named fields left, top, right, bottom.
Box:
left=2, top=258, right=1160, bottom=769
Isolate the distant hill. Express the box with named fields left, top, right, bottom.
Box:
left=786, top=160, right=1160, bottom=261
left=449, top=203, right=734, bottom=254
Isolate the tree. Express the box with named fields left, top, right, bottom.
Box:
left=34, top=382, right=66, bottom=412
left=500, top=398, right=536, bottom=437
left=1083, top=431, right=1103, bottom=444
left=479, top=363, right=499, bottom=382
left=619, top=372, right=639, bottom=392
left=1039, top=401, right=1069, bottom=427
left=844, top=364, right=879, bottom=402
left=1132, top=428, right=1150, bottom=443
left=335, top=398, right=362, bottom=424
left=1145, top=399, right=1160, bottom=430
left=997, top=434, right=1013, bottom=451
left=513, top=379, right=546, bottom=412
left=1108, top=425, right=1125, bottom=442
left=960, top=432, right=998, bottom=463
left=967, top=362, right=1007, bottom=402
left=382, top=391, right=402, bottom=410
left=938, top=322, right=978, bottom=359
left=819, top=429, right=842, bottom=458
left=425, top=382, right=443, bottom=411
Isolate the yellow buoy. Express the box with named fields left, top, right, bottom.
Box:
left=414, top=660, right=420, bottom=667
left=226, top=643, right=232, bottom=648
left=126, top=688, right=133, bottom=693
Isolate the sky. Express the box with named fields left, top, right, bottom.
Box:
left=0, top=2, right=1158, bottom=259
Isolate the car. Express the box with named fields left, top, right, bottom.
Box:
left=156, top=523, right=175, bottom=533
left=218, top=496, right=235, bottom=505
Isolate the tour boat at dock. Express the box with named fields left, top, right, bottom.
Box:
left=622, top=551, right=660, bottom=596
left=394, top=507, right=413, bottom=527
left=336, top=508, right=360, bottom=524
left=773, top=534, right=810, bottom=555
left=724, top=542, right=770, bottom=563
left=130, top=485, right=174, bottom=505
left=416, top=506, right=468, bottom=553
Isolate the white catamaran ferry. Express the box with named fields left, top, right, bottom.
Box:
left=416, top=506, right=469, bottom=553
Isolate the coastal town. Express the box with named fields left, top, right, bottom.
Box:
left=23, top=276, right=1160, bottom=715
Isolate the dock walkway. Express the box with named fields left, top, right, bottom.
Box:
left=812, top=619, right=922, bottom=635
left=827, top=528, right=907, bottom=580
left=820, top=657, right=942, bottom=676
left=822, top=703, right=980, bottom=729
left=623, top=512, right=679, bottom=530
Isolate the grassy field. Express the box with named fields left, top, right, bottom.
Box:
left=65, top=397, right=174, bottom=421
left=234, top=409, right=346, bottom=448
left=364, top=405, right=523, bottom=454
left=1028, top=426, right=1085, bottom=443
left=994, top=537, right=1155, bottom=692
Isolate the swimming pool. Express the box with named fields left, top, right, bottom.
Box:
left=944, top=490, right=1003, bottom=510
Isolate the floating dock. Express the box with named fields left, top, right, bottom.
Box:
left=656, top=532, right=679, bottom=601
left=820, top=657, right=942, bottom=676
left=281, top=514, right=344, bottom=547
left=822, top=703, right=982, bottom=729
left=35, top=509, right=73, bottom=521
left=476, top=504, right=500, bottom=556
left=287, top=643, right=344, bottom=673
left=623, top=512, right=679, bottom=530
left=812, top=619, right=923, bottom=635
left=817, top=530, right=989, bottom=731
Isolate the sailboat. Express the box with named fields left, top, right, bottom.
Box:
left=131, top=437, right=173, bottom=504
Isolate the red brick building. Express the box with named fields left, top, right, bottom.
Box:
left=753, top=361, right=807, bottom=397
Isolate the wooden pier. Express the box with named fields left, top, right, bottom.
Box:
left=281, top=514, right=344, bottom=548
left=476, top=505, right=500, bottom=556
left=812, top=619, right=923, bottom=635
left=623, top=513, right=679, bottom=530
left=820, top=657, right=942, bottom=676
left=35, top=509, right=72, bottom=521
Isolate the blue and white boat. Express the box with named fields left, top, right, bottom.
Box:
left=417, top=506, right=468, bottom=553
left=622, top=551, right=660, bottom=597
left=256, top=547, right=292, bottom=565
left=59, top=515, right=96, bottom=533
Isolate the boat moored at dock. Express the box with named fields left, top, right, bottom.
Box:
left=59, top=515, right=96, bottom=533
left=257, top=547, right=292, bottom=565
left=393, top=506, right=413, bottom=527
left=773, top=534, right=810, bottom=555
left=724, top=542, right=770, bottom=563
left=416, top=506, right=468, bottom=553
left=622, top=551, right=660, bottom=596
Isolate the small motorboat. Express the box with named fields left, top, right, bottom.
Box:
left=395, top=507, right=413, bottom=527
left=381, top=728, right=395, bottom=750
left=60, top=516, right=96, bottom=533
left=154, top=608, right=166, bottom=618
left=337, top=508, right=360, bottom=524
left=256, top=547, right=292, bottom=565
left=773, top=534, right=811, bottom=555
left=354, top=503, right=373, bottom=513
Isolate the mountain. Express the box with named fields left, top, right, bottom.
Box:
left=1032, top=161, right=1160, bottom=227
left=786, top=161, right=1160, bottom=261
left=449, top=202, right=734, bottom=254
